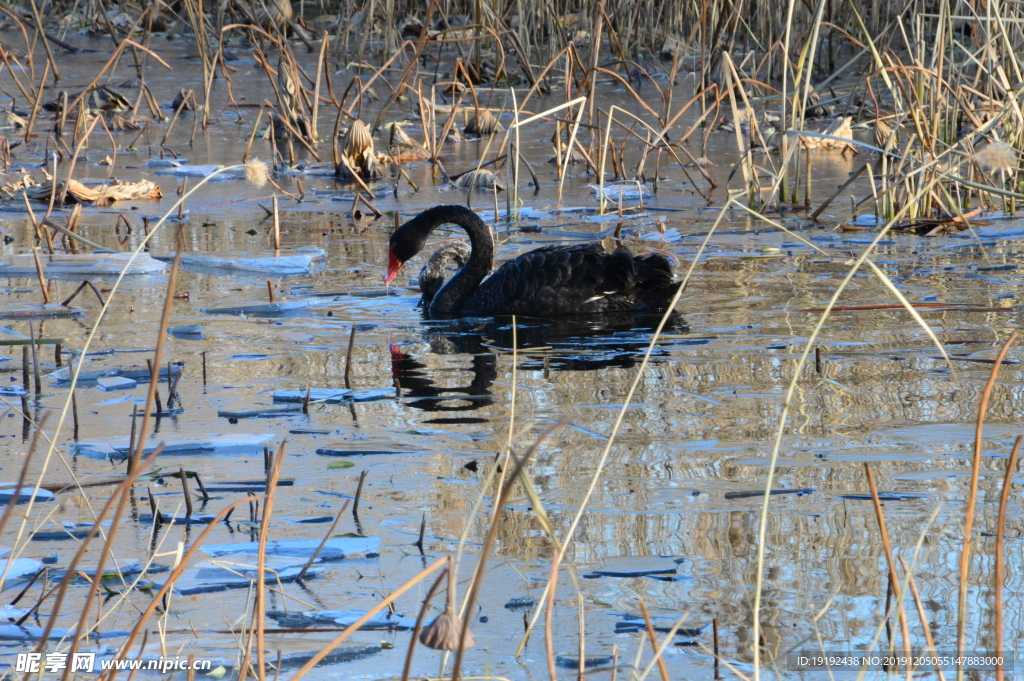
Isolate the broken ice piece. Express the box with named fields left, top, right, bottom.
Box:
left=201, top=300, right=317, bottom=317
left=71, top=433, right=275, bottom=459
left=201, top=536, right=379, bottom=561
left=0, top=483, right=54, bottom=504
left=273, top=388, right=394, bottom=404
left=96, top=376, right=138, bottom=391
left=168, top=248, right=325, bottom=276
left=0, top=252, right=166, bottom=276
left=0, top=558, right=43, bottom=580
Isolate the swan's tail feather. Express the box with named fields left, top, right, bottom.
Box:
left=634, top=253, right=675, bottom=289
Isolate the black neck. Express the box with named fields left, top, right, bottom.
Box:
left=398, top=206, right=493, bottom=314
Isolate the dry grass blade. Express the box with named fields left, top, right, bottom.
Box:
left=635, top=614, right=690, bottom=681
left=254, top=441, right=287, bottom=681
left=37, top=442, right=164, bottom=666
left=994, top=436, right=1021, bottom=681
left=99, top=497, right=251, bottom=681
left=898, top=556, right=946, bottom=681
left=451, top=422, right=565, bottom=680
left=751, top=157, right=957, bottom=680
left=957, top=332, right=1017, bottom=669
left=3, top=163, right=259, bottom=611
left=401, top=564, right=449, bottom=681
left=531, top=205, right=724, bottom=670
left=863, top=463, right=913, bottom=673
left=638, top=596, right=670, bottom=681
left=284, top=557, right=448, bottom=681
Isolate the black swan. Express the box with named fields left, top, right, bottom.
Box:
left=417, top=240, right=471, bottom=307
left=386, top=205, right=681, bottom=317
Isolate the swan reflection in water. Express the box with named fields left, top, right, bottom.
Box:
left=389, top=313, right=688, bottom=415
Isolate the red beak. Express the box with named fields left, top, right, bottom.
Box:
left=385, top=246, right=402, bottom=285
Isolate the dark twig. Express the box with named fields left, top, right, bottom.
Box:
left=296, top=500, right=349, bottom=581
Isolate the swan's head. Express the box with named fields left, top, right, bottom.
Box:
left=385, top=213, right=431, bottom=285
left=386, top=206, right=478, bottom=285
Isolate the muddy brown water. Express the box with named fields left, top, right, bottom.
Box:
left=0, top=31, right=1022, bottom=680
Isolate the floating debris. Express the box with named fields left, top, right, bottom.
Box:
left=55, top=561, right=160, bottom=581
left=72, top=433, right=275, bottom=459
left=138, top=513, right=218, bottom=526
left=11, top=179, right=162, bottom=207
left=452, top=169, right=504, bottom=190
left=801, top=116, right=857, bottom=152
left=838, top=492, right=927, bottom=501
left=0, top=252, right=166, bottom=277
left=555, top=656, right=614, bottom=670
left=974, top=141, right=1018, bottom=172
left=168, top=325, right=204, bottom=339
left=614, top=614, right=706, bottom=636
left=464, top=109, right=503, bottom=135
left=31, top=527, right=94, bottom=541
left=0, top=606, right=28, bottom=619
left=387, top=122, right=431, bottom=162
left=583, top=555, right=680, bottom=579
left=504, top=597, right=536, bottom=610
left=337, top=119, right=387, bottom=181
left=198, top=479, right=294, bottom=493
left=315, top=447, right=420, bottom=456
left=847, top=214, right=883, bottom=227
left=584, top=212, right=648, bottom=223
left=146, top=158, right=190, bottom=168
left=724, top=488, right=815, bottom=500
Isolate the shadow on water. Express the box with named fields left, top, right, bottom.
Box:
left=391, top=312, right=687, bottom=413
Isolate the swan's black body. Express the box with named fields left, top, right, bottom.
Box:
left=387, top=205, right=681, bottom=317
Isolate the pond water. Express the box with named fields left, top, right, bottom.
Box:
left=0, top=29, right=1022, bottom=681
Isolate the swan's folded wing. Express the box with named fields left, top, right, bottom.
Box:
left=464, top=244, right=637, bottom=315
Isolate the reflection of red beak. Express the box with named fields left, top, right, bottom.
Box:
left=385, top=246, right=402, bottom=285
